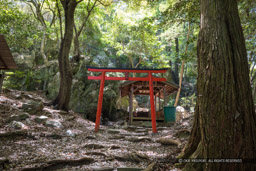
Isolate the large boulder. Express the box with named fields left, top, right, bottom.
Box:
left=68, top=60, right=119, bottom=121
left=47, top=72, right=60, bottom=100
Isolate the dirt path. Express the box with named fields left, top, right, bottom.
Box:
left=0, top=89, right=192, bottom=171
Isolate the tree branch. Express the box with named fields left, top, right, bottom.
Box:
left=77, top=0, right=84, bottom=4
left=39, top=0, right=46, bottom=12
left=135, top=57, right=142, bottom=68
left=96, top=0, right=112, bottom=6
left=26, top=2, right=37, bottom=20
left=77, top=0, right=97, bottom=36
left=47, top=3, right=56, bottom=28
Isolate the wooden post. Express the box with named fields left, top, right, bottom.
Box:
left=149, top=72, right=157, bottom=133
left=154, top=94, right=157, bottom=111
left=0, top=72, right=5, bottom=95
left=129, top=85, right=134, bottom=124
left=159, top=93, right=161, bottom=111
left=95, top=71, right=106, bottom=132
left=164, top=87, right=167, bottom=106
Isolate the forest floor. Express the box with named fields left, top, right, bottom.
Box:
left=0, top=89, right=193, bottom=171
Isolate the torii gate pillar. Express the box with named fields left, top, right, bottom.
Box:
left=94, top=71, right=106, bottom=132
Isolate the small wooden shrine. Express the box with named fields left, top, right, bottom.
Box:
left=120, top=80, right=178, bottom=124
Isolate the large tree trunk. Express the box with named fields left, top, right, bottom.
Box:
left=52, top=0, right=78, bottom=111
left=180, top=0, right=256, bottom=170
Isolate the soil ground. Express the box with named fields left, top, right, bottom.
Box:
left=0, top=89, right=193, bottom=171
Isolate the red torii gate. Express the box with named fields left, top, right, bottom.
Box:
left=87, top=66, right=168, bottom=133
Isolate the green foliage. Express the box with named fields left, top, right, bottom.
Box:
left=0, top=0, right=40, bottom=52
left=180, top=93, right=196, bottom=108
left=239, top=0, right=256, bottom=102
left=155, top=0, right=200, bottom=25
left=4, top=70, right=41, bottom=90
left=101, top=2, right=168, bottom=68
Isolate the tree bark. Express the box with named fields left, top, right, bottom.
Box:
left=52, top=0, right=78, bottom=111
left=181, top=0, right=256, bottom=170
left=174, top=60, right=185, bottom=107
left=174, top=38, right=179, bottom=84
left=253, top=84, right=256, bottom=103
left=73, top=34, right=80, bottom=57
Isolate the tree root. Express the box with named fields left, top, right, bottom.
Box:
left=143, top=161, right=157, bottom=171
left=21, top=157, right=94, bottom=171
left=0, top=130, right=36, bottom=139
left=83, top=143, right=105, bottom=149
left=85, top=151, right=107, bottom=157
left=175, top=142, right=203, bottom=171
left=114, top=152, right=150, bottom=163
left=108, top=145, right=121, bottom=150
left=126, top=136, right=152, bottom=142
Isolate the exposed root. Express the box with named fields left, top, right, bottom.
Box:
left=0, top=130, right=35, bottom=139
left=83, top=143, right=105, bottom=149
left=85, top=151, right=107, bottom=157
left=143, top=161, right=157, bottom=171
left=126, top=136, right=151, bottom=142
left=21, top=157, right=94, bottom=171
left=108, top=145, right=121, bottom=150
left=175, top=142, right=203, bottom=170
left=114, top=152, right=150, bottom=163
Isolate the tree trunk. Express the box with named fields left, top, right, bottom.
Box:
left=174, top=38, right=179, bottom=84
left=181, top=0, right=256, bottom=170
left=174, top=60, right=185, bottom=107
left=72, top=0, right=97, bottom=62
left=174, top=24, right=190, bottom=107
left=71, top=33, right=80, bottom=62
left=41, top=25, right=48, bottom=64
left=253, top=84, right=256, bottom=102
left=52, top=0, right=77, bottom=111
left=73, top=34, right=80, bottom=57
